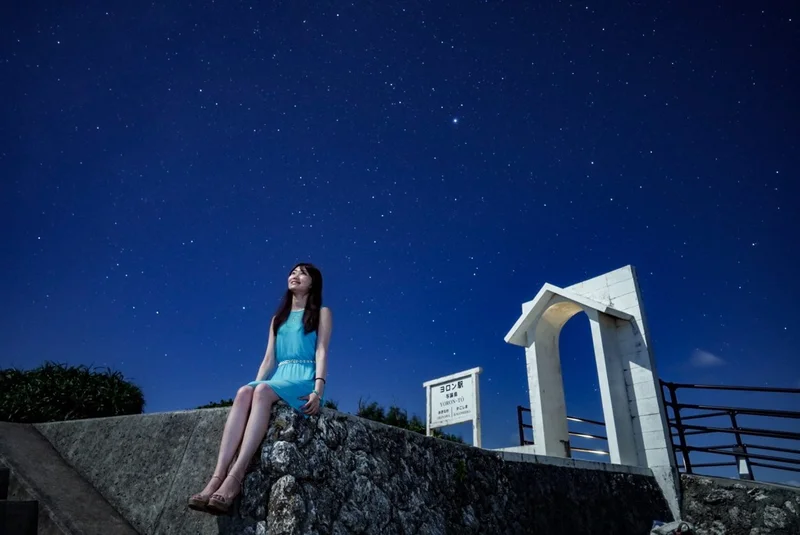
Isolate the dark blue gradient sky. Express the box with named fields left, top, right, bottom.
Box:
left=2, top=1, right=798, bottom=483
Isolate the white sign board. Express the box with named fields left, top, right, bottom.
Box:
left=423, top=367, right=482, bottom=447
left=429, top=374, right=476, bottom=428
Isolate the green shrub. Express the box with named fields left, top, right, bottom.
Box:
left=197, top=398, right=235, bottom=409
left=0, top=362, right=145, bottom=423
left=357, top=399, right=464, bottom=443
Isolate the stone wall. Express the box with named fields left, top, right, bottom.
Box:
left=35, top=403, right=672, bottom=534
left=681, top=474, right=800, bottom=535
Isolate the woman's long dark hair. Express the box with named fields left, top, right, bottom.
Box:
left=272, top=262, right=323, bottom=336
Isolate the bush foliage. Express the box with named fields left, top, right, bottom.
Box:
left=0, top=362, right=145, bottom=423
left=197, top=398, right=236, bottom=409
left=356, top=399, right=464, bottom=444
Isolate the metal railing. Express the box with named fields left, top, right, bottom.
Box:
left=515, top=381, right=800, bottom=482
left=660, top=380, right=800, bottom=480
left=516, top=405, right=609, bottom=457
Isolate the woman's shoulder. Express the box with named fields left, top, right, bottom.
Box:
left=319, top=307, right=332, bottom=323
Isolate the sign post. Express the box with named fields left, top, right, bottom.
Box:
left=423, top=367, right=482, bottom=447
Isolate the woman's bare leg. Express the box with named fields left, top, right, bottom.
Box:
left=213, top=383, right=278, bottom=499
left=195, top=386, right=254, bottom=496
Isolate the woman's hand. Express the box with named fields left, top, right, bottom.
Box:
left=299, top=391, right=321, bottom=416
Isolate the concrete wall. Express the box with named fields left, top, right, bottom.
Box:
left=33, top=403, right=672, bottom=535
left=4, top=463, right=64, bottom=535
left=680, top=475, right=799, bottom=534
left=0, top=421, right=139, bottom=535
left=34, top=407, right=230, bottom=535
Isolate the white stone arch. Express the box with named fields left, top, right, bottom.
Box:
left=504, top=266, right=676, bottom=470
left=503, top=266, right=680, bottom=518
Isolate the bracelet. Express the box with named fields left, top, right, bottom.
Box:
left=312, top=389, right=321, bottom=398
left=315, top=377, right=326, bottom=384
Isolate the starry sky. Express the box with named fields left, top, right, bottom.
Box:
left=2, top=2, right=798, bottom=484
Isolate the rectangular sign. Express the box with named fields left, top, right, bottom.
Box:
left=428, top=374, right=476, bottom=428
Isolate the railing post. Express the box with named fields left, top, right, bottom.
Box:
left=561, top=439, right=572, bottom=458
left=517, top=405, right=525, bottom=446
left=666, top=382, right=693, bottom=473
left=729, top=411, right=754, bottom=480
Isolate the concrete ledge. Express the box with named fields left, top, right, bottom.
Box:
left=34, top=407, right=232, bottom=535
left=492, top=447, right=655, bottom=477
left=0, top=422, right=138, bottom=535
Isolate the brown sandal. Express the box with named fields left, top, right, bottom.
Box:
left=187, top=475, right=224, bottom=512
left=206, top=473, right=243, bottom=515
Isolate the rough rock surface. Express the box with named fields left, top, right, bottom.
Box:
left=680, top=474, right=800, bottom=535
left=220, top=403, right=670, bottom=535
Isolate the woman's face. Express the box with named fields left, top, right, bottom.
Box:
left=288, top=266, right=312, bottom=293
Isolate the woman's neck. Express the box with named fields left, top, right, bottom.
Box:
left=291, top=294, right=308, bottom=310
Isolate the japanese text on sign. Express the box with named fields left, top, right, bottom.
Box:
left=429, top=375, right=475, bottom=428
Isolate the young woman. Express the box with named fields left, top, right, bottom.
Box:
left=188, top=262, right=332, bottom=515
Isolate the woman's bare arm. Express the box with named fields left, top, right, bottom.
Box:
left=254, top=317, right=277, bottom=381
left=313, top=308, right=333, bottom=397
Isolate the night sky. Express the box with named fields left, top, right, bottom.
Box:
left=2, top=2, right=798, bottom=484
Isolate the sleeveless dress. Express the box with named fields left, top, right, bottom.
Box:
left=246, top=310, right=320, bottom=415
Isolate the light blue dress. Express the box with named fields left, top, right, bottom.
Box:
left=246, top=310, right=320, bottom=414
